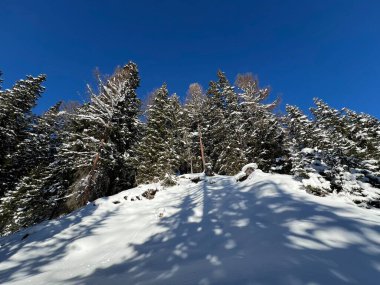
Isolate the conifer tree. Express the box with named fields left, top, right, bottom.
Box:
left=0, top=102, right=63, bottom=234
left=284, top=104, right=332, bottom=195
left=58, top=62, right=142, bottom=209
left=285, top=100, right=380, bottom=203
left=217, top=75, right=247, bottom=174
left=235, top=73, right=286, bottom=172
left=169, top=93, right=188, bottom=174
left=136, top=84, right=179, bottom=184
left=0, top=74, right=46, bottom=196
left=205, top=71, right=245, bottom=174
left=183, top=83, right=207, bottom=173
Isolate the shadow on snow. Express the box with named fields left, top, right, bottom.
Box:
left=0, top=203, right=116, bottom=284
left=67, top=176, right=380, bottom=285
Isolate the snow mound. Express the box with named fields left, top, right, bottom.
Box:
left=235, top=163, right=258, bottom=181
left=242, top=163, right=258, bottom=172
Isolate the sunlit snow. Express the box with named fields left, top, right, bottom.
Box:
left=1, top=171, right=379, bottom=284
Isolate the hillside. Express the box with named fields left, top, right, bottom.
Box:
left=1, top=170, right=379, bottom=284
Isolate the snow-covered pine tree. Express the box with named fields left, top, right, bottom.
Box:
left=341, top=107, right=380, bottom=173
left=203, top=71, right=228, bottom=173
left=284, top=104, right=332, bottom=195
left=136, top=84, right=179, bottom=184
left=285, top=99, right=380, bottom=206
left=310, top=99, right=365, bottom=194
left=217, top=73, right=247, bottom=174
left=204, top=70, right=247, bottom=174
left=311, top=99, right=356, bottom=160
left=317, top=100, right=380, bottom=205
left=235, top=73, right=286, bottom=172
left=13, top=102, right=63, bottom=176
left=169, top=93, right=188, bottom=174
left=0, top=74, right=46, bottom=197
left=183, top=83, right=207, bottom=173
left=345, top=112, right=380, bottom=208
left=0, top=95, right=64, bottom=236
left=53, top=62, right=142, bottom=211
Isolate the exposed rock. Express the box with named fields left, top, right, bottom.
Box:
left=190, top=176, right=202, bottom=183
left=205, top=163, right=214, bottom=176
left=142, top=189, right=158, bottom=200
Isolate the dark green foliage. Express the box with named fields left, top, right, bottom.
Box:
left=285, top=99, right=380, bottom=207
left=59, top=62, right=142, bottom=210
left=0, top=74, right=46, bottom=196
left=1, top=63, right=380, bottom=236
left=182, top=83, right=208, bottom=173
left=0, top=102, right=64, bottom=233
left=0, top=63, right=142, bottom=235
left=136, top=84, right=180, bottom=184
left=203, top=71, right=286, bottom=174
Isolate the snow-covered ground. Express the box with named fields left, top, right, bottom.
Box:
left=1, top=171, right=380, bottom=285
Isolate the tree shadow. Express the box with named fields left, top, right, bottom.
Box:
left=2, top=175, right=380, bottom=285
left=63, top=176, right=380, bottom=285
left=0, top=204, right=117, bottom=284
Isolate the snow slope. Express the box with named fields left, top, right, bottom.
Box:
left=1, top=171, right=380, bottom=285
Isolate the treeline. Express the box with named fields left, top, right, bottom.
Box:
left=0, top=63, right=379, bottom=235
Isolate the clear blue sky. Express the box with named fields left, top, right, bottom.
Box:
left=1, top=0, right=379, bottom=118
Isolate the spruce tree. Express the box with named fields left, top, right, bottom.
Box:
left=183, top=83, right=207, bottom=173
left=0, top=101, right=62, bottom=235
left=284, top=104, right=332, bottom=195
left=285, top=99, right=380, bottom=204
left=56, top=62, right=142, bottom=210
left=205, top=70, right=246, bottom=174
left=0, top=74, right=46, bottom=196
left=217, top=75, right=247, bottom=174
left=235, top=73, right=286, bottom=172
left=136, top=84, right=179, bottom=184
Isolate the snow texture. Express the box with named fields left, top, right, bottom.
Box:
left=1, top=172, right=380, bottom=285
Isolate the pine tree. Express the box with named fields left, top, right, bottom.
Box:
left=183, top=83, right=208, bottom=173
left=0, top=102, right=63, bottom=235
left=169, top=93, right=188, bottom=174
left=311, top=99, right=355, bottom=161
left=310, top=99, right=360, bottom=192
left=0, top=74, right=46, bottom=196
left=204, top=71, right=246, bottom=174
left=284, top=104, right=332, bottom=195
left=54, top=62, right=142, bottom=210
left=285, top=99, right=380, bottom=204
left=217, top=75, right=247, bottom=174
left=136, top=84, right=179, bottom=184
left=341, top=108, right=380, bottom=160
left=235, top=73, right=286, bottom=172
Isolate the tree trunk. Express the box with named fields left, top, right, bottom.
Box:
left=198, top=124, right=206, bottom=173
left=81, top=138, right=105, bottom=205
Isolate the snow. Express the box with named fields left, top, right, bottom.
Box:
left=302, top=172, right=331, bottom=192
left=235, top=163, right=258, bottom=181
left=1, top=172, right=380, bottom=285
left=234, top=171, right=247, bottom=181
left=241, top=162, right=258, bottom=172
left=301, top=147, right=315, bottom=155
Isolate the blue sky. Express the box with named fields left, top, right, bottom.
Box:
left=1, top=0, right=379, bottom=118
